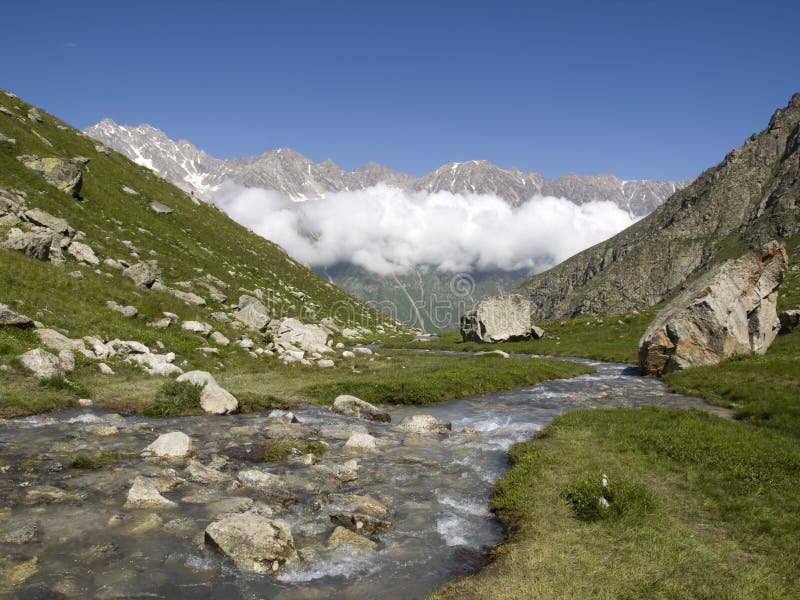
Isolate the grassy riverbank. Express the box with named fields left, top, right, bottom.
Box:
left=0, top=347, right=592, bottom=418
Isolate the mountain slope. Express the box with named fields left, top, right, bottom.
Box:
left=516, top=93, right=800, bottom=319
left=0, top=89, right=399, bottom=398
left=85, top=120, right=686, bottom=216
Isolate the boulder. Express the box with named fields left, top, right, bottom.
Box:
left=142, top=431, right=192, bottom=457
left=17, top=155, right=83, bottom=197
left=19, top=348, right=64, bottom=378
left=779, top=309, right=800, bottom=334
left=638, top=241, right=788, bottom=376
left=0, top=304, right=33, bottom=328
left=460, top=294, right=533, bottom=343
left=123, top=260, right=162, bottom=288
left=531, top=325, right=545, bottom=339
left=2, top=228, right=52, bottom=260
left=396, top=414, right=452, bottom=434
left=66, top=241, right=100, bottom=265
left=210, top=331, right=230, bottom=346
left=204, top=514, right=297, bottom=574
left=185, top=459, right=230, bottom=485
left=332, top=395, right=391, bottom=423
left=344, top=432, right=378, bottom=451
left=35, top=328, right=87, bottom=353
left=106, top=300, right=138, bottom=318
left=176, top=370, right=238, bottom=414
left=127, top=352, right=183, bottom=376
left=124, top=476, right=177, bottom=508
left=274, top=318, right=330, bottom=354
left=234, top=295, right=271, bottom=331
left=317, top=359, right=335, bottom=368
left=181, top=320, right=212, bottom=336
left=149, top=201, right=173, bottom=214
left=22, top=208, right=73, bottom=236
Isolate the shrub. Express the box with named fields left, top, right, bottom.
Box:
left=142, top=380, right=203, bottom=417
left=564, top=473, right=655, bottom=522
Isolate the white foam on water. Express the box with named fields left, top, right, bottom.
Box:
left=66, top=414, right=103, bottom=424
left=185, top=555, right=216, bottom=572
left=436, top=514, right=469, bottom=546
left=277, top=552, right=380, bottom=583
left=435, top=491, right=490, bottom=516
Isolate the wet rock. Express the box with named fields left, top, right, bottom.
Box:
left=124, top=476, right=177, bottom=509
left=331, top=395, right=391, bottom=423
left=17, top=155, right=83, bottom=197
left=19, top=348, right=64, bottom=378
left=344, top=432, right=378, bottom=451
left=328, top=525, right=377, bottom=550
left=185, top=459, right=230, bottom=485
left=263, top=422, right=311, bottom=439
left=0, top=303, right=34, bottom=328
left=460, top=294, right=534, bottom=343
left=329, top=512, right=392, bottom=538
left=204, top=513, right=298, bottom=574
left=1, top=556, right=38, bottom=588
left=639, top=241, right=788, bottom=375
left=142, top=431, right=192, bottom=458
left=238, top=470, right=288, bottom=491
left=128, top=512, right=164, bottom=533
left=206, top=497, right=256, bottom=518
left=396, top=414, right=452, bottom=434
left=0, top=522, right=40, bottom=544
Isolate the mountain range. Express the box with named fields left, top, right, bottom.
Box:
left=516, top=93, right=800, bottom=320
left=85, top=119, right=688, bottom=218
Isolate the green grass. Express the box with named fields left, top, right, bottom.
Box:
left=141, top=379, right=203, bottom=417
left=69, top=451, right=136, bottom=469
left=433, top=407, right=800, bottom=599
left=665, top=333, right=800, bottom=438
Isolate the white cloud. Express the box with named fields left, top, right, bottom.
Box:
left=211, top=182, right=637, bottom=275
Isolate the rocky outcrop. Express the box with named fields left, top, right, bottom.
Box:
left=638, top=242, right=788, bottom=375
left=234, top=295, right=271, bottom=331
left=204, top=514, right=298, bottom=574
left=274, top=318, right=330, bottom=354
left=517, top=93, right=800, bottom=319
left=16, top=155, right=83, bottom=197
left=332, top=395, right=391, bottom=423
left=460, top=295, right=535, bottom=343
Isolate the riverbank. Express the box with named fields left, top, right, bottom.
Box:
left=0, top=347, right=591, bottom=418
left=432, top=333, right=800, bottom=599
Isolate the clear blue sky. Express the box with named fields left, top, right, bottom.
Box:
left=1, top=0, right=798, bottom=180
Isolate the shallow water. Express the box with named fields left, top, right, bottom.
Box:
left=0, top=358, right=723, bottom=599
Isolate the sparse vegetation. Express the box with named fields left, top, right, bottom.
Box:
left=258, top=439, right=327, bottom=462
left=69, top=451, right=135, bottom=469
left=142, top=380, right=203, bottom=417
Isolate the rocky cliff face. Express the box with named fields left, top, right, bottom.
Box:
left=85, top=120, right=685, bottom=215
left=516, top=94, right=800, bottom=319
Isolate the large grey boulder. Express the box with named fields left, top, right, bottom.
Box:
left=141, top=431, right=192, bottom=458
left=274, top=318, right=330, bottom=354
left=460, top=295, right=535, bottom=343
left=332, top=395, right=391, bottom=423
left=123, top=260, right=162, bottom=288
left=22, top=208, right=74, bottom=236
left=2, top=228, right=52, bottom=260
left=639, top=241, right=788, bottom=376
left=35, top=328, right=87, bottom=353
left=66, top=241, right=100, bottom=265
left=779, top=309, right=800, bottom=334
left=0, top=304, right=34, bottom=328
left=234, top=295, right=271, bottom=331
left=19, top=348, right=64, bottom=378
left=16, top=156, right=83, bottom=197
left=205, top=514, right=298, bottom=574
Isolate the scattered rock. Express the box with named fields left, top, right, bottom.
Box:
left=204, top=514, right=298, bottom=574
left=124, top=476, right=176, bottom=508
left=352, top=347, right=372, bottom=356
left=149, top=201, right=172, bottom=214
left=2, top=227, right=52, bottom=260
left=234, top=295, right=271, bottom=331
left=123, top=260, right=162, bottom=288
left=210, top=331, right=230, bottom=346
left=0, top=303, right=34, bottom=328
left=639, top=241, right=788, bottom=375
left=531, top=325, right=546, bottom=339
left=22, top=208, right=74, bottom=235
left=460, top=294, right=534, bottom=343
left=275, top=318, right=331, bottom=354
left=17, top=155, right=83, bottom=197
left=344, top=432, right=378, bottom=451
left=317, top=359, right=335, bottom=368
left=141, top=431, right=192, bottom=458
left=66, top=241, right=100, bottom=265
left=185, top=459, right=230, bottom=485
left=329, top=512, right=392, bottom=538
left=332, top=395, right=391, bottom=423
left=181, top=320, right=212, bottom=336
left=106, top=300, right=138, bottom=318
left=396, top=415, right=452, bottom=434
left=19, top=348, right=64, bottom=378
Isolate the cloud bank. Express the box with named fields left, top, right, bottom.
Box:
left=212, top=182, right=637, bottom=276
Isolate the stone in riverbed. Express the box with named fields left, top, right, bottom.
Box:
left=344, top=432, right=378, bottom=451
left=141, top=431, right=192, bottom=458
left=396, top=414, right=452, bottom=434
left=124, top=476, right=177, bottom=508
left=204, top=513, right=298, bottom=574
left=332, top=395, right=391, bottom=423
left=329, top=512, right=392, bottom=538
left=328, top=525, right=377, bottom=550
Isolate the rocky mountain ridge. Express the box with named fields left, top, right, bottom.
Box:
left=516, top=93, right=800, bottom=320
left=85, top=119, right=687, bottom=216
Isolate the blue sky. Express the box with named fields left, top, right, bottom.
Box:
left=1, top=0, right=797, bottom=180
